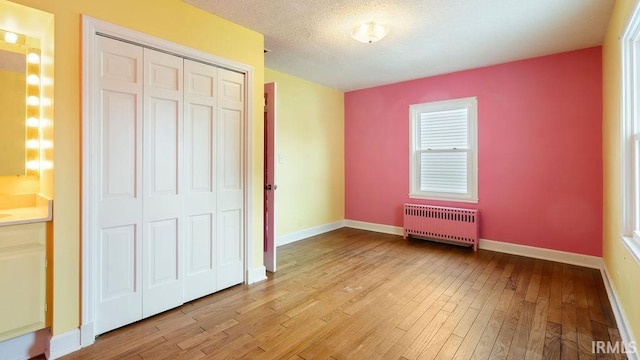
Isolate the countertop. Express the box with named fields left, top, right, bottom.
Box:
left=0, top=194, right=53, bottom=226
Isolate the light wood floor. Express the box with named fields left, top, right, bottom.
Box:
left=60, top=228, right=624, bottom=360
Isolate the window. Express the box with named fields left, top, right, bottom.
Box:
left=621, top=3, right=640, bottom=264
left=409, top=97, right=478, bottom=202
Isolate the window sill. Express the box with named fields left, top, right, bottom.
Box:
left=621, top=235, right=640, bottom=266
left=408, top=194, right=478, bottom=204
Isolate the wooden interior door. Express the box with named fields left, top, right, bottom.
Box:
left=216, top=68, right=245, bottom=290
left=95, top=36, right=144, bottom=334
left=183, top=59, right=218, bottom=302
left=263, top=82, right=276, bottom=272
left=141, top=48, right=184, bottom=318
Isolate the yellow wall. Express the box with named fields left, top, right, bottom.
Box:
left=4, top=0, right=264, bottom=336
left=603, top=0, right=640, bottom=343
left=264, top=68, right=344, bottom=236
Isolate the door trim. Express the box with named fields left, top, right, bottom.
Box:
left=80, top=15, right=254, bottom=346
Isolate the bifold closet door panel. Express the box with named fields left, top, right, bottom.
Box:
left=183, top=59, right=218, bottom=302
left=142, top=48, right=185, bottom=318
left=216, top=69, right=245, bottom=290
left=96, top=36, right=144, bottom=335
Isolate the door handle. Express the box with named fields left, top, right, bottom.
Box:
left=265, top=184, right=278, bottom=191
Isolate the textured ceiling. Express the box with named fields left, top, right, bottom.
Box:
left=185, top=0, right=614, bottom=92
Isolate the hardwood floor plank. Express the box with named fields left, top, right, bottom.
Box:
left=607, top=327, right=628, bottom=360
left=255, top=317, right=328, bottom=358
left=582, top=270, right=606, bottom=326
left=543, top=321, right=561, bottom=360
left=201, top=333, right=257, bottom=359
left=561, top=300, right=579, bottom=360
left=235, top=347, right=266, bottom=360
left=594, top=271, right=618, bottom=330
left=166, top=347, right=207, bottom=360
left=525, top=261, right=543, bottom=303
left=453, top=261, right=514, bottom=360
left=139, top=326, right=204, bottom=359
left=561, top=264, right=576, bottom=305
left=589, top=320, right=615, bottom=360
left=94, top=336, right=167, bottom=360
left=546, top=263, right=563, bottom=326
left=506, top=300, right=536, bottom=360
left=418, top=263, right=492, bottom=359
left=435, top=334, right=464, bottom=360
left=385, top=270, right=470, bottom=358
left=57, top=229, right=621, bottom=360
left=524, top=298, right=549, bottom=360
left=568, top=268, right=596, bottom=360
left=402, top=308, right=452, bottom=360
left=487, top=257, right=535, bottom=359
left=470, top=288, right=515, bottom=360
left=398, top=266, right=466, bottom=332
left=176, top=318, right=237, bottom=350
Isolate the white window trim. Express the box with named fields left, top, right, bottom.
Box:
left=620, top=0, right=640, bottom=265
left=409, top=97, right=478, bottom=203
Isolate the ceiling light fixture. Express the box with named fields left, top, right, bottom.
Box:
left=351, top=22, right=389, bottom=43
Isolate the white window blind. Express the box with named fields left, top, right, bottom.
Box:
left=409, top=97, right=477, bottom=202
left=419, top=108, right=468, bottom=194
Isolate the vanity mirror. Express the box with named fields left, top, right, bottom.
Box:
left=0, top=28, right=41, bottom=176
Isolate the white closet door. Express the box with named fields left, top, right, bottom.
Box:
left=183, top=60, right=218, bottom=301
left=93, top=35, right=245, bottom=334
left=96, top=36, right=144, bottom=334
left=217, top=69, right=245, bottom=289
left=142, top=48, right=184, bottom=317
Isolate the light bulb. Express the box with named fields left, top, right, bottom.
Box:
left=26, top=117, right=39, bottom=127
left=27, top=52, right=40, bottom=64
left=27, top=74, right=40, bottom=85
left=27, top=96, right=40, bottom=106
left=4, top=32, right=17, bottom=44
left=26, top=161, right=40, bottom=170
left=26, top=140, right=40, bottom=149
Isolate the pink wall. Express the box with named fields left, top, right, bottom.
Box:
left=345, top=47, right=603, bottom=256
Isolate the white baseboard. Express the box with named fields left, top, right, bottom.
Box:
left=344, top=219, right=404, bottom=236
left=600, top=266, right=638, bottom=360
left=247, top=266, right=267, bottom=284
left=277, top=220, right=345, bottom=247
left=479, top=238, right=602, bottom=269
left=0, top=328, right=50, bottom=360
left=80, top=322, right=94, bottom=347
left=48, top=328, right=80, bottom=360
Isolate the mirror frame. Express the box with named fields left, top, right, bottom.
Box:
left=0, top=2, right=54, bottom=189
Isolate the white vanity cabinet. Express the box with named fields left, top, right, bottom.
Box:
left=0, top=222, right=46, bottom=342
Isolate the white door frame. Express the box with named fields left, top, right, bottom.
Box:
left=80, top=15, right=254, bottom=345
